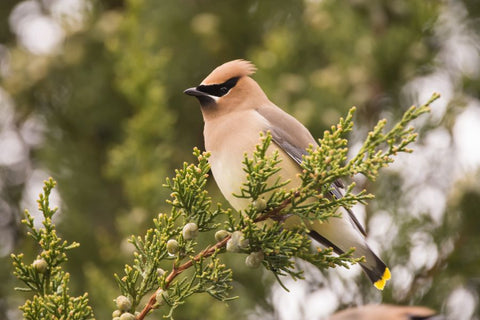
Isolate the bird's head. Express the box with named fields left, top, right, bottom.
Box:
left=184, top=60, right=269, bottom=119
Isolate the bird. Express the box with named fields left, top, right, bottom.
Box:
left=184, top=59, right=390, bottom=290
left=328, top=304, right=444, bottom=320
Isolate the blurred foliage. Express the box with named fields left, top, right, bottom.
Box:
left=11, top=178, right=94, bottom=320
left=1, top=0, right=479, bottom=319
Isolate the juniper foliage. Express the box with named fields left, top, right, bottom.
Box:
left=114, top=93, right=438, bottom=319
left=12, top=93, right=439, bottom=320
left=11, top=178, right=94, bottom=320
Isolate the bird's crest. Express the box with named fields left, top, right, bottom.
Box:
left=202, top=59, right=257, bottom=85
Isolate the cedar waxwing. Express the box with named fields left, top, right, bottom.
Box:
left=184, top=60, right=391, bottom=290
left=329, top=304, right=443, bottom=320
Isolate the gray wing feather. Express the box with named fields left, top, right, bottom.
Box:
left=263, top=110, right=368, bottom=237
left=269, top=127, right=306, bottom=164
left=329, top=183, right=367, bottom=237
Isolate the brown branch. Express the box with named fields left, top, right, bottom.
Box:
left=136, top=192, right=300, bottom=320
left=136, top=235, right=231, bottom=320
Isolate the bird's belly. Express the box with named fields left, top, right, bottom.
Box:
left=208, top=139, right=300, bottom=212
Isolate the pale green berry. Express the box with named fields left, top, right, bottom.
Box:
left=214, top=230, right=230, bottom=242
left=112, top=309, right=122, bottom=318
left=182, top=222, right=199, bottom=240
left=226, top=231, right=248, bottom=252
left=119, top=312, right=135, bottom=320
left=245, top=251, right=264, bottom=268
left=157, top=267, right=166, bottom=277
left=113, top=317, right=120, bottom=320
left=253, top=198, right=267, bottom=211
left=166, top=239, right=179, bottom=255
left=33, top=258, right=48, bottom=274
left=155, top=289, right=168, bottom=306
left=115, top=295, right=132, bottom=311
left=226, top=238, right=238, bottom=252
left=235, top=231, right=249, bottom=249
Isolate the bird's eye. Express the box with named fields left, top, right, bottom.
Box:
left=220, top=87, right=228, bottom=94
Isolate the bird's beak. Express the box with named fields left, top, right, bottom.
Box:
left=184, top=87, right=207, bottom=97
left=184, top=86, right=218, bottom=106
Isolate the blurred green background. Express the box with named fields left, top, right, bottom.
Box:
left=1, top=0, right=479, bottom=319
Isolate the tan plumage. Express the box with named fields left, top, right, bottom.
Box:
left=184, top=59, right=390, bottom=289
left=201, top=59, right=256, bottom=85
left=329, top=304, right=441, bottom=320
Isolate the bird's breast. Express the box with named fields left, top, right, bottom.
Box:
left=204, top=110, right=300, bottom=211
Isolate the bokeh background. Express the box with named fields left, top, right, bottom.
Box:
left=1, top=0, right=479, bottom=319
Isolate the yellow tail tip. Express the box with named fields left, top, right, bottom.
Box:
left=374, top=267, right=391, bottom=290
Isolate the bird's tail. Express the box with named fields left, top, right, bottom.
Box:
left=359, top=250, right=391, bottom=290
left=308, top=230, right=391, bottom=290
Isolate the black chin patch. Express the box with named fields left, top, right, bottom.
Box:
left=197, top=95, right=216, bottom=107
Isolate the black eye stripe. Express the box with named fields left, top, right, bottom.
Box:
left=197, top=77, right=240, bottom=97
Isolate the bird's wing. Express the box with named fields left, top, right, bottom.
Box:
left=256, top=105, right=367, bottom=237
